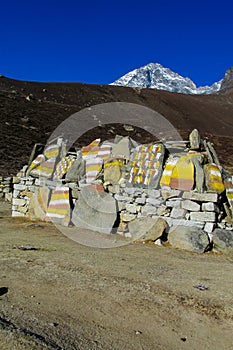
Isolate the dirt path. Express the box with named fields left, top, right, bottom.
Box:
left=0, top=200, right=233, bottom=349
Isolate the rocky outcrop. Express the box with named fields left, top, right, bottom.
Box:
left=220, top=67, right=233, bottom=91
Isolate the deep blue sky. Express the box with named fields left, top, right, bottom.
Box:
left=1, top=0, right=233, bottom=87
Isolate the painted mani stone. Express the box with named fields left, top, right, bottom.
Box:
left=45, top=186, right=70, bottom=226
left=170, top=156, right=195, bottom=191
left=204, top=163, right=225, bottom=194
left=224, top=179, right=233, bottom=217
left=53, top=155, right=76, bottom=180
left=128, top=143, right=165, bottom=188
left=160, top=155, right=194, bottom=191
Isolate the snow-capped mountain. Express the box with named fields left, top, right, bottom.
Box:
left=110, top=63, right=222, bottom=95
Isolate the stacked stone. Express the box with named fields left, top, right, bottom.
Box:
left=12, top=176, right=37, bottom=217
left=114, top=185, right=232, bottom=237
left=0, top=176, right=13, bottom=202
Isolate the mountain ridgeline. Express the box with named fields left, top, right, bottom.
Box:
left=111, top=63, right=233, bottom=95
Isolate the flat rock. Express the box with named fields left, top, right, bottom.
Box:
left=182, top=200, right=200, bottom=212
left=128, top=217, right=167, bottom=242
left=72, top=185, right=117, bottom=234
left=182, top=191, right=218, bottom=203
left=190, top=211, right=216, bottom=222
left=168, top=226, right=210, bottom=253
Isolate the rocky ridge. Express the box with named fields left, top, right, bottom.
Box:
left=111, top=63, right=223, bottom=94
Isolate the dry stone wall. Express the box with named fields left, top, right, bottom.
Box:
left=6, top=129, right=233, bottom=253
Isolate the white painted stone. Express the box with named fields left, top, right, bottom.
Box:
left=170, top=208, right=187, bottom=219
left=190, top=211, right=216, bottom=222
left=183, top=191, right=218, bottom=203
left=182, top=200, right=200, bottom=212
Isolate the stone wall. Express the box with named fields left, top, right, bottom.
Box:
left=0, top=176, right=13, bottom=202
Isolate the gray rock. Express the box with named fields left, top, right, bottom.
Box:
left=204, top=222, right=215, bottom=233
left=189, top=129, right=201, bottom=150
left=169, top=226, right=209, bottom=253
left=190, top=212, right=216, bottom=222
left=146, top=197, right=163, bottom=206
left=125, top=203, right=138, bottom=214
left=13, top=184, right=26, bottom=191
left=182, top=200, right=200, bottom=212
left=165, top=199, right=182, bottom=208
left=212, top=229, right=233, bottom=254
left=72, top=185, right=117, bottom=234
left=183, top=191, right=218, bottom=203
left=12, top=198, right=27, bottom=206
left=170, top=219, right=204, bottom=229
left=128, top=217, right=167, bottom=242
left=191, top=155, right=205, bottom=192
left=161, top=189, right=181, bottom=200
left=112, top=136, right=133, bottom=160
left=157, top=205, right=170, bottom=216
left=135, top=197, right=146, bottom=205
left=202, top=202, right=218, bottom=212
left=65, top=157, right=85, bottom=183
left=170, top=208, right=187, bottom=219
left=147, top=189, right=161, bottom=198
left=114, top=194, right=132, bottom=202
left=141, top=204, right=158, bottom=216
left=120, top=212, right=136, bottom=222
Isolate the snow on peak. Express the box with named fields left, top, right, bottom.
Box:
left=110, top=63, right=222, bottom=95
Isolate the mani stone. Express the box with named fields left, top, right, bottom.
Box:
left=72, top=185, right=117, bottom=234
left=182, top=191, right=218, bottom=203
left=189, top=129, right=201, bottom=150
left=170, top=208, right=187, bottom=219
left=181, top=200, right=200, bottom=212
left=190, top=211, right=216, bottom=222
left=168, top=226, right=209, bottom=253
left=128, top=217, right=167, bottom=242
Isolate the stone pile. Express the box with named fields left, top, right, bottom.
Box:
left=10, top=129, right=233, bottom=254
left=0, top=176, right=13, bottom=202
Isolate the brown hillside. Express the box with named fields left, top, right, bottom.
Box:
left=1, top=76, right=233, bottom=176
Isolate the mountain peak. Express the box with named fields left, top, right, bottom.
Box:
left=110, top=63, right=223, bottom=95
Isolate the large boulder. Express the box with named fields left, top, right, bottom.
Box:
left=72, top=185, right=117, bottom=234
left=212, top=229, right=233, bottom=255
left=128, top=217, right=167, bottom=242
left=168, top=226, right=210, bottom=253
